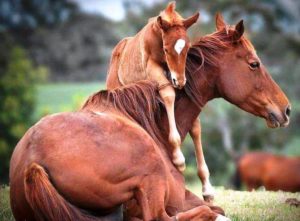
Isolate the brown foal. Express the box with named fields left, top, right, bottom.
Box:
left=106, top=1, right=199, bottom=171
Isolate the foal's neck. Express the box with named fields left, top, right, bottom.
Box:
left=143, top=20, right=165, bottom=64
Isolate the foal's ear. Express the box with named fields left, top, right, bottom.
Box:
left=232, top=20, right=244, bottom=41
left=183, top=12, right=199, bottom=29
left=216, top=12, right=226, bottom=31
left=157, top=16, right=171, bottom=31
left=165, top=1, right=176, bottom=14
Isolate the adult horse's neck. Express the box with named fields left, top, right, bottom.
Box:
left=160, top=48, right=220, bottom=143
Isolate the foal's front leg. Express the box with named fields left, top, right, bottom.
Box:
left=148, top=61, right=185, bottom=171
left=159, top=85, right=185, bottom=171
left=190, top=118, right=215, bottom=202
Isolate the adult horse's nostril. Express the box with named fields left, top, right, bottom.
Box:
left=285, top=105, right=291, bottom=117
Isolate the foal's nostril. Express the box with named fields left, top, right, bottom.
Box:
left=285, top=105, right=291, bottom=117
left=172, top=78, right=177, bottom=86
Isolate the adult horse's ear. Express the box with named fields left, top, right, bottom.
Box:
left=216, top=12, right=226, bottom=31
left=232, top=20, right=244, bottom=41
left=157, top=16, right=171, bottom=31
left=183, top=12, right=200, bottom=29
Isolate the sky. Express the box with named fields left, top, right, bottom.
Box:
left=71, top=0, right=164, bottom=21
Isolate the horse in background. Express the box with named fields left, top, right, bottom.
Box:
left=235, top=152, right=300, bottom=192
left=106, top=1, right=199, bottom=171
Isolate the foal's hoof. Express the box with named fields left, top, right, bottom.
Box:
left=177, top=162, right=186, bottom=172
left=173, top=159, right=186, bottom=172
left=203, top=184, right=215, bottom=202
left=215, top=215, right=231, bottom=221
left=172, top=149, right=186, bottom=172
left=203, top=194, right=214, bottom=203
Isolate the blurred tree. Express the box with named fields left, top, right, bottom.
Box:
left=0, top=37, right=47, bottom=183
left=0, top=0, right=77, bottom=32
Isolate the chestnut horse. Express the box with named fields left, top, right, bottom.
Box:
left=10, top=14, right=290, bottom=221
left=10, top=81, right=227, bottom=221
left=106, top=13, right=291, bottom=201
left=106, top=1, right=199, bottom=171
left=235, top=152, right=300, bottom=192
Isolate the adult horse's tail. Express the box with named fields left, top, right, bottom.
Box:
left=24, top=163, right=122, bottom=221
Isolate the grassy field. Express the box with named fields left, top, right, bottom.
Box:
left=35, top=82, right=104, bottom=118
left=0, top=187, right=13, bottom=221
left=188, top=184, right=300, bottom=221
left=1, top=185, right=299, bottom=221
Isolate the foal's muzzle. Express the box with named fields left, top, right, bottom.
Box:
left=170, top=72, right=186, bottom=89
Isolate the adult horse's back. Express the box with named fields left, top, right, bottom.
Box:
left=236, top=152, right=300, bottom=192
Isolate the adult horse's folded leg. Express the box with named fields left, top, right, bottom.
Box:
left=159, top=85, right=185, bottom=172
left=135, top=175, right=174, bottom=221
left=190, top=118, right=215, bottom=202
left=176, top=205, right=230, bottom=221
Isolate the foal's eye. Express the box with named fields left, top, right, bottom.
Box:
left=249, top=61, right=260, bottom=70
left=164, top=48, right=169, bottom=54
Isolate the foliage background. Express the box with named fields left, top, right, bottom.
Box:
left=0, top=0, right=299, bottom=187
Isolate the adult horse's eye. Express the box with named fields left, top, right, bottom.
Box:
left=249, top=61, right=260, bottom=70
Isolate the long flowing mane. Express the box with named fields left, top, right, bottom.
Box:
left=184, top=29, right=254, bottom=108
left=82, top=81, right=168, bottom=147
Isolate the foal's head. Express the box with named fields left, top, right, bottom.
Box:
left=212, top=13, right=291, bottom=128
left=157, top=1, right=199, bottom=89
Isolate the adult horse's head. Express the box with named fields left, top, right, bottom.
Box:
left=157, top=1, right=199, bottom=89
left=188, top=13, right=291, bottom=128
left=216, top=14, right=290, bottom=128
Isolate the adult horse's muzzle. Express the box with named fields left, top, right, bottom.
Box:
left=266, top=104, right=291, bottom=128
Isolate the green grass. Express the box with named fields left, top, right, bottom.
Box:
left=187, top=184, right=300, bottom=221
left=2, top=185, right=299, bottom=221
left=0, top=186, right=13, bottom=221
left=35, top=82, right=104, bottom=118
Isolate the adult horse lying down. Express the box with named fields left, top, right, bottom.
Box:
left=107, top=1, right=199, bottom=171
left=235, top=152, right=300, bottom=192
left=106, top=13, right=291, bottom=201
left=10, top=82, right=227, bottom=221
left=10, top=14, right=290, bottom=221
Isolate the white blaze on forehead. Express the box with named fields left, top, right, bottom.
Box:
left=174, top=39, right=186, bottom=54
